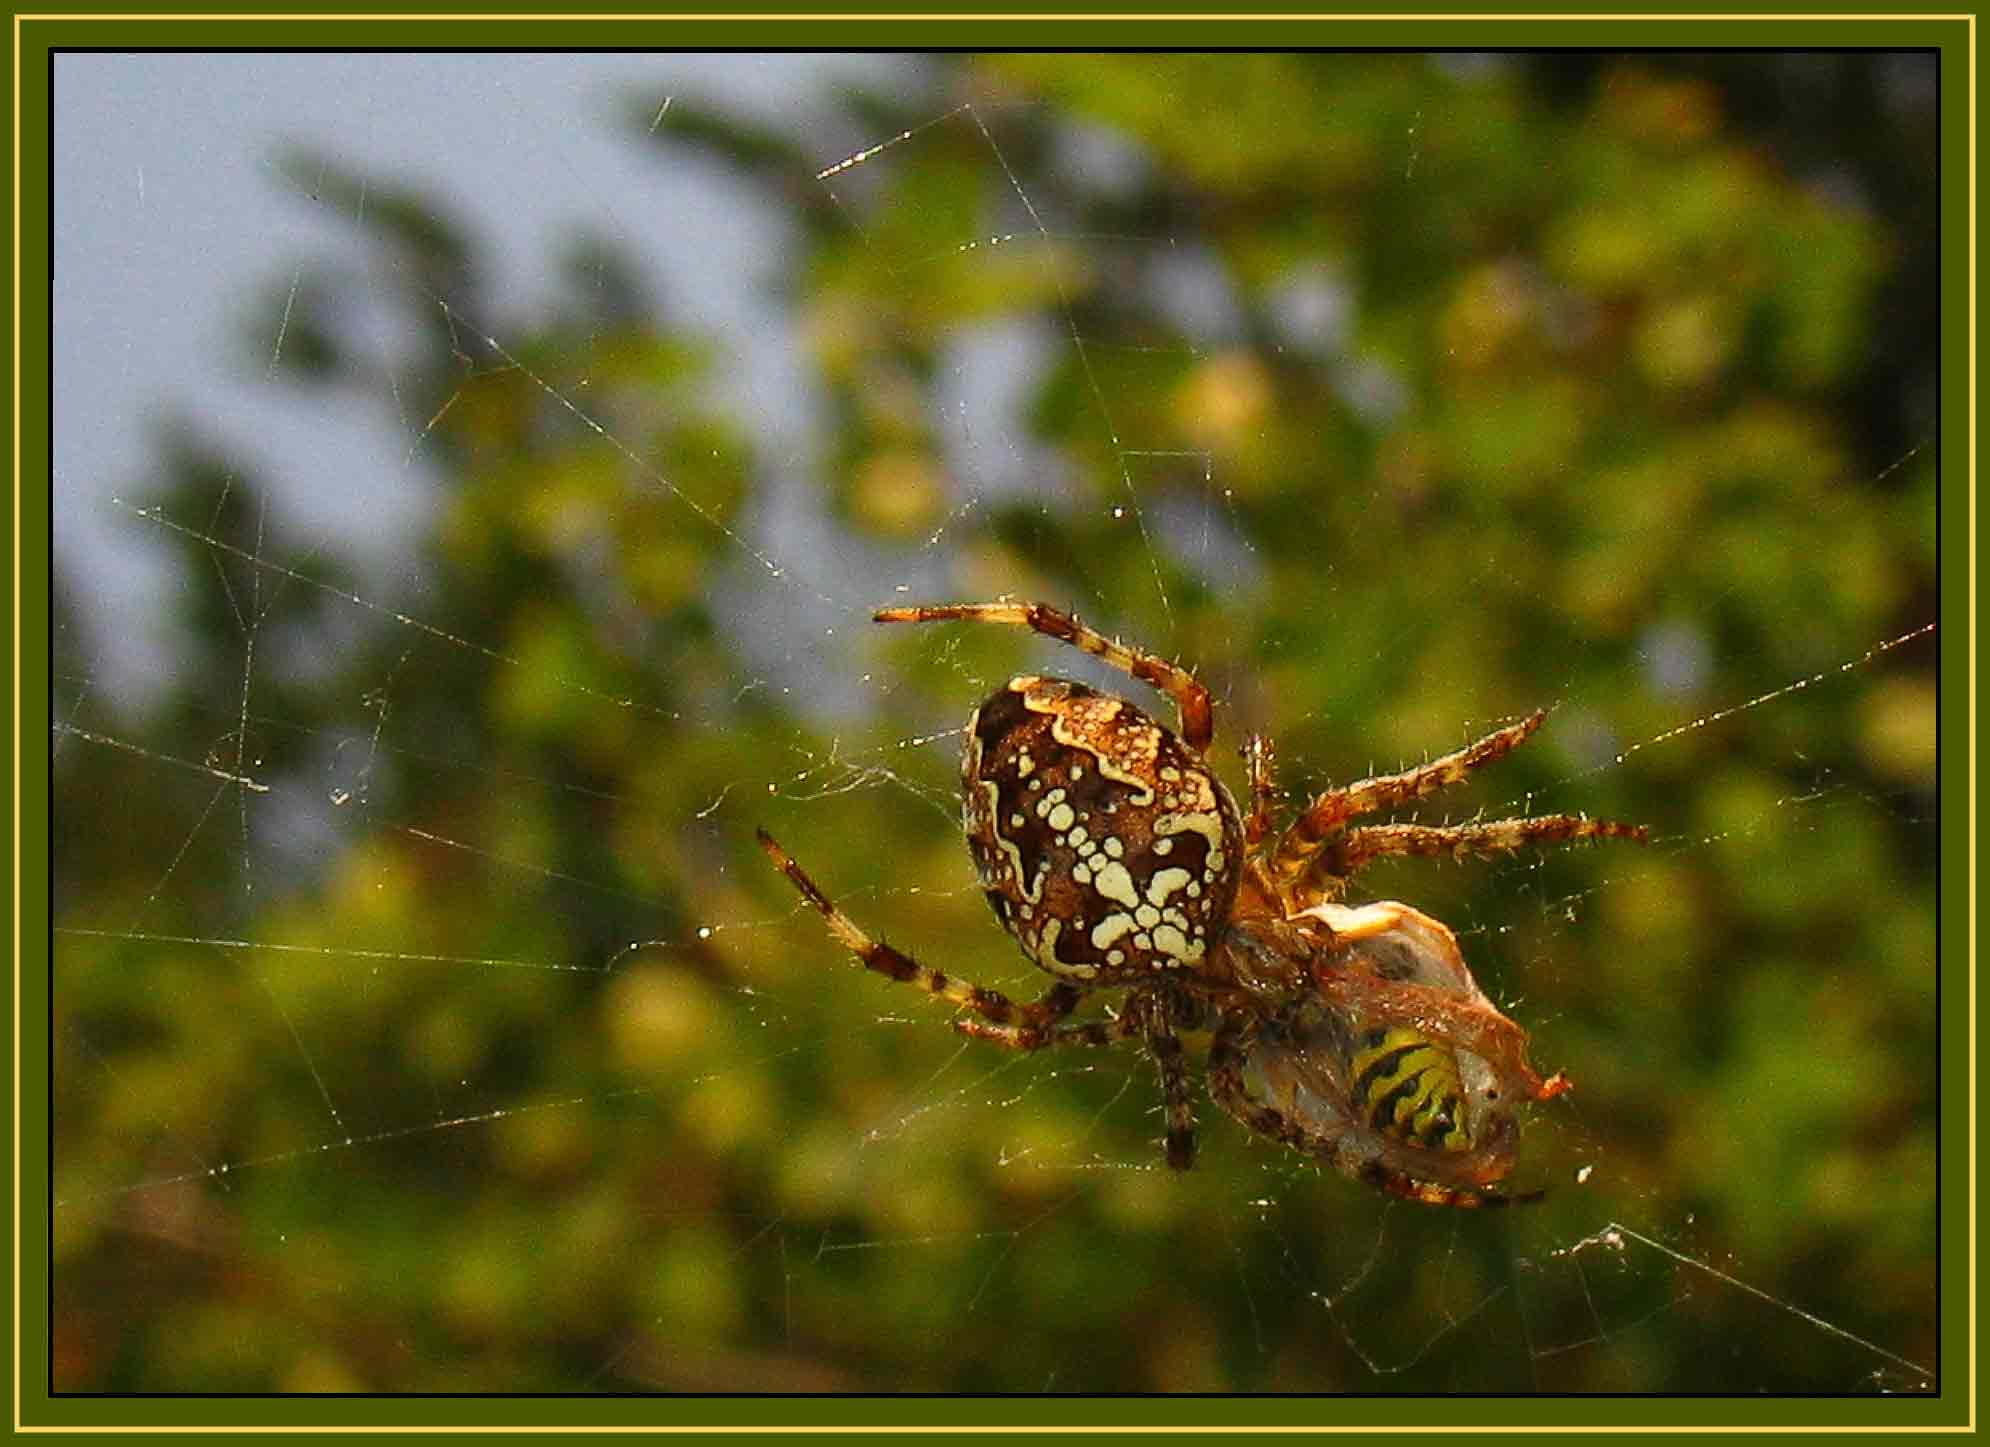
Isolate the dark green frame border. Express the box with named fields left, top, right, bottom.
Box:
left=13, top=11, right=1972, bottom=1436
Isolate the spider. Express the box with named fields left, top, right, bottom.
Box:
left=758, top=601, right=1646, bottom=1207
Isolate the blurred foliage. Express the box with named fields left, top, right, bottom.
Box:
left=52, top=54, right=1938, bottom=1395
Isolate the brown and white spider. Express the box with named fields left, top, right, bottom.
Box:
left=758, top=601, right=1646, bottom=1207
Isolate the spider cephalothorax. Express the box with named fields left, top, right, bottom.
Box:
left=759, top=601, right=1645, bottom=1206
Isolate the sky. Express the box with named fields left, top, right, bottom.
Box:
left=53, top=51, right=912, bottom=701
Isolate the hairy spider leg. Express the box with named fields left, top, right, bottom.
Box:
left=1203, top=1014, right=1542, bottom=1209
left=1312, top=816, right=1650, bottom=887
left=764, top=825, right=1203, bottom=1169
left=874, top=601, right=1215, bottom=751
left=1232, top=732, right=1291, bottom=917
left=1367, top=1165, right=1543, bottom=1209
left=1242, top=732, right=1279, bottom=847
left=1269, top=712, right=1550, bottom=884
left=758, top=828, right=1084, bottom=1040
left=1128, top=987, right=1199, bottom=1170
left=953, top=1011, right=1134, bottom=1050
left=953, top=988, right=1198, bottom=1168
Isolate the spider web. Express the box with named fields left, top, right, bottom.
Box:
left=49, top=52, right=1942, bottom=1398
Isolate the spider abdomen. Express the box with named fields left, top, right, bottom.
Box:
left=961, top=675, right=1244, bottom=986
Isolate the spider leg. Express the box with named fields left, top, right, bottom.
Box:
left=1269, top=711, right=1549, bottom=881
left=1360, top=1165, right=1544, bottom=1209
left=1133, top=987, right=1198, bottom=1170
left=958, top=990, right=1196, bottom=1168
left=1315, top=815, right=1648, bottom=882
left=952, top=1002, right=1134, bottom=1051
left=874, top=600, right=1214, bottom=751
left=758, top=828, right=1082, bottom=1035
left=1242, top=732, right=1279, bottom=847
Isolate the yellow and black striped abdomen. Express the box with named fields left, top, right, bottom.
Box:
left=1350, top=1027, right=1471, bottom=1153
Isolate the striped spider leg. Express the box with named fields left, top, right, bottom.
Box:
left=1267, top=710, right=1647, bottom=901
left=757, top=828, right=1202, bottom=1169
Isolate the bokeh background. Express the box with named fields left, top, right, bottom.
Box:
left=51, top=52, right=1941, bottom=1395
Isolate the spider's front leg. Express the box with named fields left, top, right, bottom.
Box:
left=1269, top=712, right=1552, bottom=882
left=1270, top=712, right=1647, bottom=897
left=1314, top=815, right=1648, bottom=883
left=757, top=829, right=1083, bottom=1042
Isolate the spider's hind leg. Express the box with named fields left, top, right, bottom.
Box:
left=1131, top=987, right=1199, bottom=1170
left=1357, top=1163, right=1544, bottom=1210
left=953, top=995, right=1129, bottom=1052
left=875, top=600, right=1214, bottom=750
